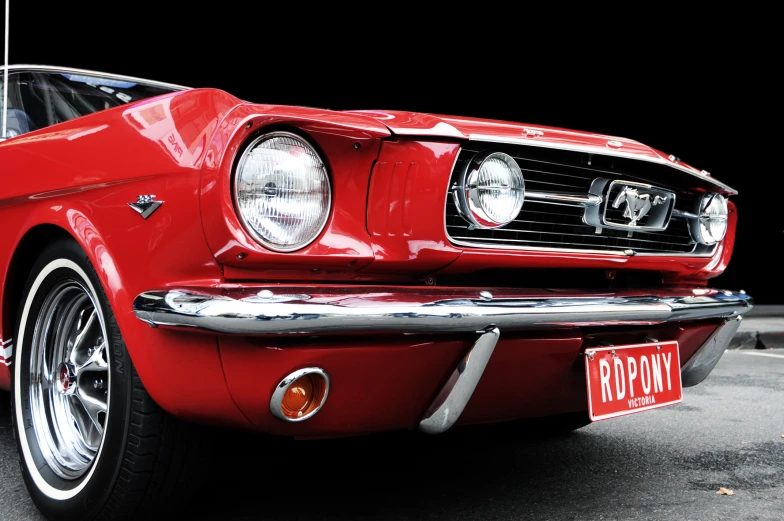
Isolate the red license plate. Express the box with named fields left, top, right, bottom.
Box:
left=585, top=341, right=682, bottom=421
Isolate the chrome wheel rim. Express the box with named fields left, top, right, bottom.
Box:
left=29, top=279, right=110, bottom=480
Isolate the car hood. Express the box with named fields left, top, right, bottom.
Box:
left=345, top=110, right=729, bottom=192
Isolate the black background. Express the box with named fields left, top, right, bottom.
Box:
left=2, top=6, right=778, bottom=302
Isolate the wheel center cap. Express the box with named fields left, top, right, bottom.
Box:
left=56, top=363, right=77, bottom=395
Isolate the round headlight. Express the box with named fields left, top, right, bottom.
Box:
left=455, top=152, right=525, bottom=229
left=234, top=132, right=331, bottom=252
left=691, top=193, right=728, bottom=245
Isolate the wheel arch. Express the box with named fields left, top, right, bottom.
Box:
left=2, top=212, right=130, bottom=381
left=2, top=225, right=75, bottom=340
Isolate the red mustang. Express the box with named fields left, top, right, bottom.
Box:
left=0, top=66, right=751, bottom=520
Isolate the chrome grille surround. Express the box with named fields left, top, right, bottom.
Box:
left=445, top=144, right=724, bottom=256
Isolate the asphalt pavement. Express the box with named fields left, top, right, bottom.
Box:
left=1, top=349, right=783, bottom=521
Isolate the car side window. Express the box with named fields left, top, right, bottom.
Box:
left=14, top=71, right=99, bottom=130
left=2, top=71, right=178, bottom=138
left=0, top=72, right=38, bottom=137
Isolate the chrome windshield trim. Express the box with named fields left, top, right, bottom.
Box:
left=4, top=64, right=190, bottom=91
left=468, top=134, right=737, bottom=195
left=133, top=287, right=752, bottom=336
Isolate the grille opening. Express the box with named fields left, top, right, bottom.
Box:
left=436, top=269, right=664, bottom=290
left=446, top=146, right=716, bottom=256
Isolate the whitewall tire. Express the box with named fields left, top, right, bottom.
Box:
left=11, top=238, right=210, bottom=520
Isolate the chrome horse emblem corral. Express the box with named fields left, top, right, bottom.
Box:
left=128, top=195, right=163, bottom=219
left=612, top=187, right=667, bottom=226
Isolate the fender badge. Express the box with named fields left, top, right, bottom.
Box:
left=128, top=195, right=163, bottom=219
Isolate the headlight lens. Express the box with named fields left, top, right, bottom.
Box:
left=234, top=132, right=331, bottom=252
left=456, top=152, right=525, bottom=229
left=692, top=193, right=728, bottom=245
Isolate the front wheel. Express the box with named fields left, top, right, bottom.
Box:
left=11, top=238, right=209, bottom=520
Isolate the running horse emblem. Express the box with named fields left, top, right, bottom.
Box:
left=612, top=187, right=668, bottom=226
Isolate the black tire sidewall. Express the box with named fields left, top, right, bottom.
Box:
left=11, top=239, right=132, bottom=520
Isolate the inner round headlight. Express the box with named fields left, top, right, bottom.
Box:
left=455, top=152, right=525, bottom=229
left=234, top=132, right=331, bottom=252
left=691, top=193, right=728, bottom=245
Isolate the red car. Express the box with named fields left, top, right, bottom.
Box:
left=0, top=66, right=751, bottom=520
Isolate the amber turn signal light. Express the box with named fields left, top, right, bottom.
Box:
left=270, top=368, right=330, bottom=422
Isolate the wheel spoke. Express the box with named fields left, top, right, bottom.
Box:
left=69, top=395, right=102, bottom=449
left=76, top=340, right=108, bottom=373
left=75, top=388, right=107, bottom=436
left=69, top=309, right=99, bottom=368
left=69, top=396, right=92, bottom=437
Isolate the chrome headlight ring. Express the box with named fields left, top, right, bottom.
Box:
left=453, top=151, right=525, bottom=229
left=233, top=131, right=332, bottom=252
left=690, top=193, right=729, bottom=245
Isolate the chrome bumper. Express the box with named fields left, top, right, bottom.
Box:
left=133, top=286, right=751, bottom=434
left=133, top=287, right=752, bottom=336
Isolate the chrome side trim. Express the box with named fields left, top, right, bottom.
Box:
left=419, top=326, right=500, bottom=434
left=4, top=64, right=189, bottom=91
left=133, top=287, right=752, bottom=336
left=270, top=367, right=330, bottom=422
left=681, top=316, right=742, bottom=387
left=468, top=134, right=737, bottom=195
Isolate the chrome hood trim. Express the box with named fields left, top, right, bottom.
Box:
left=346, top=110, right=736, bottom=195
left=468, top=134, right=736, bottom=195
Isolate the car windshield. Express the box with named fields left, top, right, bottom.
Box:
left=1, top=70, right=182, bottom=136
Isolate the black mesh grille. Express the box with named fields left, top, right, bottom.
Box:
left=446, top=145, right=714, bottom=255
